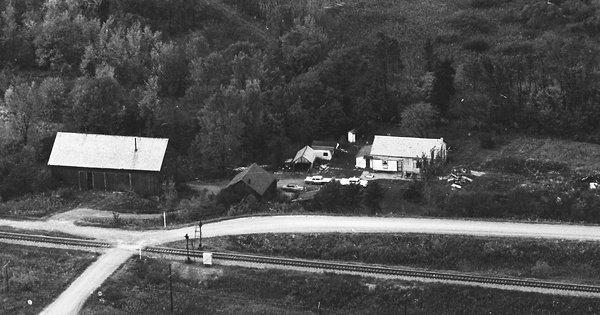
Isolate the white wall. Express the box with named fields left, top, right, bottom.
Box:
left=356, top=157, right=367, bottom=169
left=314, top=149, right=333, bottom=161
left=372, top=159, right=399, bottom=172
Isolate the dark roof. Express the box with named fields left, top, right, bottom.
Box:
left=227, top=163, right=276, bottom=196
left=47, top=132, right=169, bottom=172
left=311, top=140, right=338, bottom=151
left=356, top=145, right=372, bottom=158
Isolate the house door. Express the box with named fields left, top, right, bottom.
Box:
left=397, top=160, right=403, bottom=174
left=366, top=157, right=371, bottom=169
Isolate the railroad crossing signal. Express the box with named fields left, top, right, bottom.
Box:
left=195, top=221, right=203, bottom=249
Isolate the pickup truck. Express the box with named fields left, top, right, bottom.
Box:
left=304, top=175, right=333, bottom=185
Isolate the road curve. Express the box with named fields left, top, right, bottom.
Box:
left=3, top=216, right=600, bottom=247
left=5, top=215, right=600, bottom=314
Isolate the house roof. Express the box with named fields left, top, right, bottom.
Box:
left=292, top=146, right=317, bottom=164
left=311, top=140, right=338, bottom=151
left=48, top=132, right=169, bottom=172
left=356, top=145, right=372, bottom=158
left=227, top=163, right=276, bottom=196
left=370, top=136, right=445, bottom=159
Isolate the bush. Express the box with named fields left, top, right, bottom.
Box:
left=403, top=180, right=424, bottom=204
left=483, top=157, right=569, bottom=176
left=216, top=187, right=244, bottom=207
left=448, top=11, right=497, bottom=34
left=227, top=194, right=263, bottom=216
left=530, top=260, right=552, bottom=278
left=479, top=133, right=497, bottom=149
left=462, top=38, right=490, bottom=52
left=468, top=0, right=506, bottom=9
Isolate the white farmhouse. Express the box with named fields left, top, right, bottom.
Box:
left=357, top=136, right=446, bottom=177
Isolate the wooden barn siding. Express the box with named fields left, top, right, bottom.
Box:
left=52, top=166, right=162, bottom=196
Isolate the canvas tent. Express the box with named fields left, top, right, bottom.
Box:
left=291, top=145, right=317, bottom=170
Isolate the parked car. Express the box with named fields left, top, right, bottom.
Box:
left=304, top=175, right=333, bottom=185
left=281, top=183, right=305, bottom=192
left=339, top=177, right=368, bottom=187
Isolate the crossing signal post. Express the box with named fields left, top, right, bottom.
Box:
left=184, top=234, right=191, bottom=263
left=195, top=221, right=203, bottom=250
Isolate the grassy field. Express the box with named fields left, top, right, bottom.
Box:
left=81, top=256, right=600, bottom=314
left=0, top=244, right=98, bottom=315
left=0, top=226, right=92, bottom=239
left=164, top=232, right=600, bottom=286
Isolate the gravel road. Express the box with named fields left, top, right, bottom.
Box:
left=39, top=247, right=133, bottom=315
left=5, top=215, right=600, bottom=314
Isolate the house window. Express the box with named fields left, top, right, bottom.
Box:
left=382, top=161, right=388, bottom=169
left=323, top=152, right=329, bottom=157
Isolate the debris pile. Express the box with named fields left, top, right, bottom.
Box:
left=441, top=167, right=478, bottom=189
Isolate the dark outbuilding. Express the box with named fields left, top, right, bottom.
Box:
left=47, top=132, right=176, bottom=196
left=226, top=163, right=277, bottom=199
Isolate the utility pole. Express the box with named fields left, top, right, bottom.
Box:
left=198, top=220, right=203, bottom=250
left=169, top=264, right=174, bottom=313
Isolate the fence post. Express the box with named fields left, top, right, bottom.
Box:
left=4, top=262, right=9, bottom=292
left=169, top=264, right=173, bottom=312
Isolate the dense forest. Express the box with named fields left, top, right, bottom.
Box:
left=1, top=0, right=600, bottom=200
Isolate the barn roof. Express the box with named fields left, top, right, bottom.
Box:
left=48, top=132, right=169, bottom=172
left=227, top=163, right=276, bottom=196
left=370, top=136, right=445, bottom=159
left=292, top=146, right=317, bottom=164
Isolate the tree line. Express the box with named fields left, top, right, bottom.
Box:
left=1, top=0, right=600, bottom=200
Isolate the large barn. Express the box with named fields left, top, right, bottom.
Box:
left=47, top=132, right=176, bottom=196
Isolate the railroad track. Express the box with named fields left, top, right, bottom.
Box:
left=0, top=231, right=111, bottom=248
left=145, top=246, right=600, bottom=294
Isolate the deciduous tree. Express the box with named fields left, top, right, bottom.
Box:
left=400, top=102, right=438, bottom=138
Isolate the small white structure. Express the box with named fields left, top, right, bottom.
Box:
left=355, top=145, right=372, bottom=169
left=367, top=136, right=446, bottom=177
left=311, top=140, right=338, bottom=161
left=203, top=252, right=213, bottom=266
left=347, top=129, right=356, bottom=143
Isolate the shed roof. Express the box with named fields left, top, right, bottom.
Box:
left=356, top=145, right=372, bottom=158
left=227, top=163, right=276, bottom=196
left=311, top=140, right=338, bottom=151
left=292, top=146, right=317, bottom=164
left=370, top=136, right=445, bottom=159
left=48, top=132, right=169, bottom=172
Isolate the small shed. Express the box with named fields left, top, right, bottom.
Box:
left=311, top=140, right=338, bottom=160
left=226, top=163, right=277, bottom=199
left=47, top=132, right=175, bottom=196
left=347, top=129, right=356, bottom=143
left=355, top=145, right=372, bottom=169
